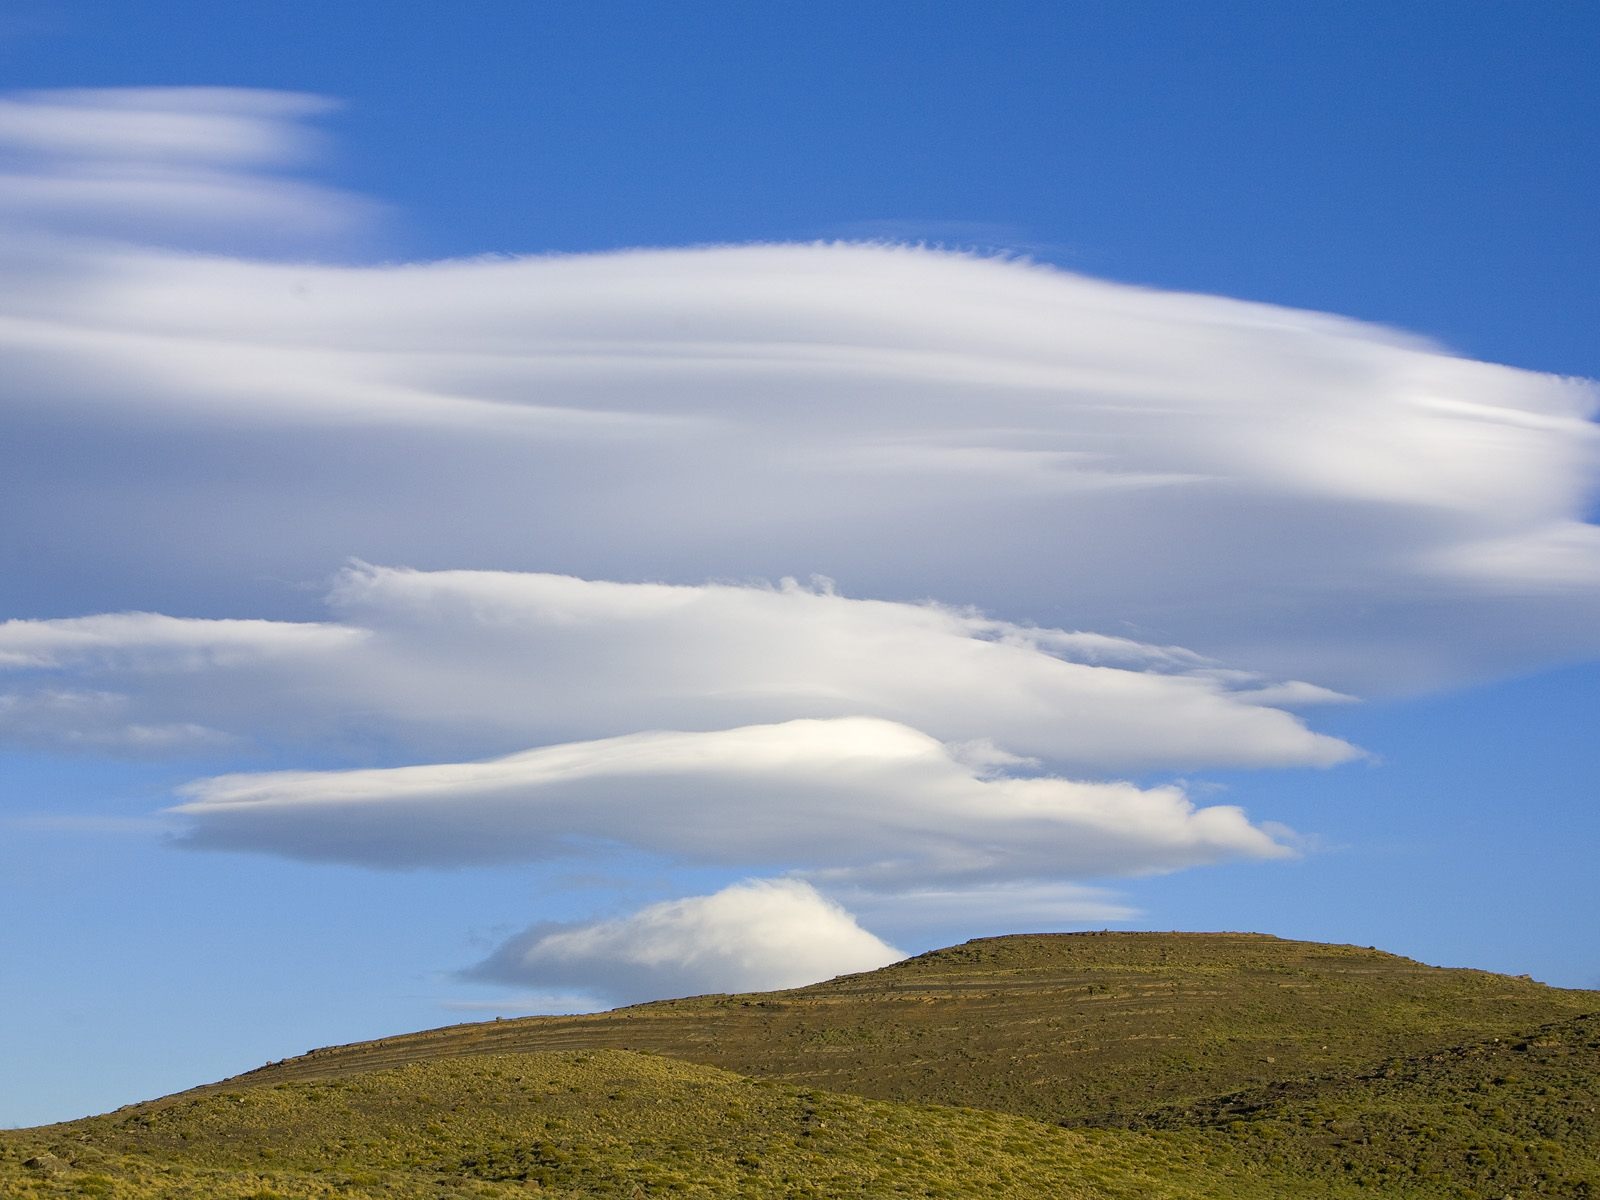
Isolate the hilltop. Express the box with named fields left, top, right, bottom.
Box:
left=3, top=932, right=1597, bottom=1198
left=205, top=931, right=1600, bottom=1124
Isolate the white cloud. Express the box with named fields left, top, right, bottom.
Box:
left=0, top=612, right=363, bottom=753
left=0, top=223, right=1593, bottom=691
left=0, top=566, right=1355, bottom=772
left=0, top=88, right=332, bottom=165
left=169, top=716, right=1289, bottom=881
left=8, top=568, right=1319, bottom=905
left=0, top=611, right=361, bottom=669
left=0, top=87, right=367, bottom=246
left=316, top=565, right=1354, bottom=769
left=469, top=878, right=904, bottom=1004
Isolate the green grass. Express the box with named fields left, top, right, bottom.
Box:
left=1148, top=1011, right=1600, bottom=1197
left=5, top=933, right=1596, bottom=1198
left=0, top=1048, right=1368, bottom=1199
left=207, top=932, right=1600, bottom=1126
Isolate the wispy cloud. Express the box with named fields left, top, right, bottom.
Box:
left=0, top=611, right=361, bottom=670
left=0, top=87, right=370, bottom=247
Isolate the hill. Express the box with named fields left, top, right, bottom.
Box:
left=0, top=1048, right=1385, bottom=1199
left=205, top=932, right=1600, bottom=1124
left=3, top=932, right=1596, bottom=1198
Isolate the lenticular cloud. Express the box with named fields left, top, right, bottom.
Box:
left=1, top=567, right=1321, bottom=887
left=0, top=566, right=1357, bottom=771
left=4, top=229, right=1595, bottom=691
left=5, top=156, right=1599, bottom=691
left=170, top=715, right=1289, bottom=878
left=6, top=87, right=1600, bottom=997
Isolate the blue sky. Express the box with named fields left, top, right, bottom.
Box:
left=2, top=1, right=1597, bottom=1128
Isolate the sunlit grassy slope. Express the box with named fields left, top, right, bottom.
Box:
left=207, top=932, right=1600, bottom=1123
left=0, top=1048, right=1381, bottom=1199
left=4, top=933, right=1596, bottom=1198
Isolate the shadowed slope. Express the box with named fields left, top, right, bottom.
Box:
left=1143, top=1011, right=1600, bottom=1196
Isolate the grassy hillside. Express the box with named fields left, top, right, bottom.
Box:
left=5, top=933, right=1596, bottom=1198
left=0, top=1048, right=1375, bottom=1199
left=209, top=932, right=1600, bottom=1125
left=1151, top=1011, right=1600, bottom=1197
